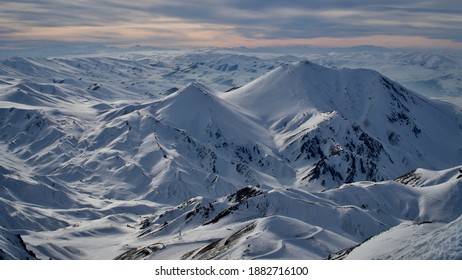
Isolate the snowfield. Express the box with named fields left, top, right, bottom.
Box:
left=1, top=49, right=462, bottom=260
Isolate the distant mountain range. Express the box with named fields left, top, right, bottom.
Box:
left=1, top=52, right=462, bottom=259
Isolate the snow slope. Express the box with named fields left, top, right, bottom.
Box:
left=338, top=166, right=462, bottom=259
left=341, top=217, right=462, bottom=260
left=1, top=52, right=462, bottom=260
left=111, top=165, right=462, bottom=260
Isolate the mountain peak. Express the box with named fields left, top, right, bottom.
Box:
left=161, top=82, right=219, bottom=114
left=178, top=82, right=215, bottom=97
left=156, top=81, right=271, bottom=145
left=281, top=60, right=325, bottom=71
left=218, top=60, right=381, bottom=124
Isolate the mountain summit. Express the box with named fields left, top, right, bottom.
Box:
left=220, top=61, right=462, bottom=189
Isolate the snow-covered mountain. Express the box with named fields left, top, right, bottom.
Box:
left=1, top=53, right=462, bottom=259
left=219, top=61, right=462, bottom=189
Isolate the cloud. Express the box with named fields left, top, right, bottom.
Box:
left=1, top=0, right=461, bottom=49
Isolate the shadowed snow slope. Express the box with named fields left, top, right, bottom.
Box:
left=0, top=227, right=37, bottom=260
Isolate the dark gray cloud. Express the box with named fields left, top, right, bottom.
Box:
left=1, top=0, right=461, bottom=47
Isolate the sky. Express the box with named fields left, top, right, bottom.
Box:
left=1, top=0, right=462, bottom=50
